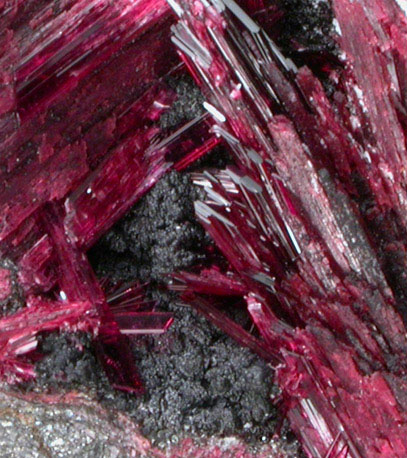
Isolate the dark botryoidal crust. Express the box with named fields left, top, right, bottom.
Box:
left=276, top=0, right=338, bottom=95
left=89, top=170, right=209, bottom=282
left=35, top=321, right=280, bottom=447
left=159, top=76, right=205, bottom=131
left=28, top=72, right=281, bottom=446
left=277, top=0, right=335, bottom=52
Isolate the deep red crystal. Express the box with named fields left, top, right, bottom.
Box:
left=3, top=0, right=407, bottom=456
left=167, top=0, right=407, bottom=456
left=0, top=0, right=219, bottom=391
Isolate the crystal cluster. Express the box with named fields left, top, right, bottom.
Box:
left=2, top=0, right=407, bottom=456
left=168, top=0, right=407, bottom=456
left=0, top=0, right=210, bottom=391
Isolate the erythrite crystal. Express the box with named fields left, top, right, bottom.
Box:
left=167, top=0, right=407, bottom=456
left=0, top=0, right=220, bottom=392
left=0, top=268, right=11, bottom=302
left=3, top=0, right=407, bottom=455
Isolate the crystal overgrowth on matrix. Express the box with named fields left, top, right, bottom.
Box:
left=2, top=0, right=407, bottom=456
left=0, top=0, right=206, bottom=391
left=168, top=0, right=407, bottom=456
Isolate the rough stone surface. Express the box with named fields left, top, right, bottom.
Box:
left=0, top=389, right=154, bottom=458
left=89, top=171, right=209, bottom=282
left=159, top=76, right=205, bottom=131
left=0, top=387, right=300, bottom=457
left=34, top=290, right=278, bottom=448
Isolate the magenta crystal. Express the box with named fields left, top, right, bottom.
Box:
left=0, top=0, right=222, bottom=392
left=0, top=295, right=98, bottom=383
left=3, top=0, right=407, bottom=455
left=167, top=0, right=407, bottom=455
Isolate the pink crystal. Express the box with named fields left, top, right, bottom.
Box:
left=0, top=0, right=220, bottom=392
left=0, top=268, right=12, bottom=302
left=3, top=0, right=407, bottom=455
left=168, top=0, right=407, bottom=455
left=0, top=295, right=98, bottom=383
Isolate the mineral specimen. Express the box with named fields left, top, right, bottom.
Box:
left=2, top=0, right=407, bottom=456
left=168, top=0, right=407, bottom=456
left=0, top=0, right=217, bottom=391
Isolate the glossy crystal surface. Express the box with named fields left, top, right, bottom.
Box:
left=167, top=0, right=407, bottom=456
left=2, top=0, right=407, bottom=455
left=0, top=0, right=218, bottom=391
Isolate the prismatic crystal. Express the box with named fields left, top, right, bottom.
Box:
left=2, top=0, right=407, bottom=456
left=0, top=0, right=209, bottom=391
left=168, top=0, right=407, bottom=456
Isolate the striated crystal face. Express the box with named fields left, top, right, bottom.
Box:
left=2, top=0, right=407, bottom=455
left=167, top=0, right=407, bottom=456
left=0, top=0, right=218, bottom=392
